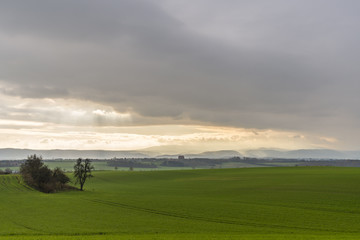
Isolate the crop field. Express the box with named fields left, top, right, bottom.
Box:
left=1, top=167, right=360, bottom=239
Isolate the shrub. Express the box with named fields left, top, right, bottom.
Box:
left=20, top=155, right=70, bottom=193
left=0, top=168, right=12, bottom=175
left=53, top=167, right=70, bottom=185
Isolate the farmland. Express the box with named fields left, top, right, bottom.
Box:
left=1, top=167, right=360, bottom=239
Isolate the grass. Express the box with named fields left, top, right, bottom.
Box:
left=1, top=167, right=360, bottom=239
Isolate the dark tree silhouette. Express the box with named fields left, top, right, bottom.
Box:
left=20, top=154, right=70, bottom=193
left=53, top=167, right=70, bottom=185
left=73, top=158, right=94, bottom=191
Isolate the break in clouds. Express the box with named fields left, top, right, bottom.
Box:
left=0, top=0, right=360, bottom=149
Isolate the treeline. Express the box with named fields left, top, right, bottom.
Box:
left=106, top=157, right=244, bottom=168
left=161, top=157, right=243, bottom=168
left=297, top=160, right=360, bottom=167
left=0, top=168, right=12, bottom=175
left=107, top=159, right=157, bottom=168
left=0, top=160, right=23, bottom=168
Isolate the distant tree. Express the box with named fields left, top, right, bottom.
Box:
left=0, top=168, right=13, bottom=174
left=20, top=154, right=46, bottom=187
left=37, top=165, right=52, bottom=186
left=73, top=158, right=94, bottom=191
left=20, top=154, right=70, bottom=193
left=53, top=167, right=70, bottom=185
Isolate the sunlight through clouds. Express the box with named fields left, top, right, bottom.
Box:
left=0, top=0, right=358, bottom=151
left=0, top=87, right=341, bottom=151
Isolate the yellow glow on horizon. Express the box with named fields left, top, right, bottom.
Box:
left=0, top=122, right=339, bottom=152
left=0, top=90, right=341, bottom=152
left=0, top=119, right=44, bottom=127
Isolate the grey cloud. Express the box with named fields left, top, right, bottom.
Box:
left=0, top=0, right=360, bottom=147
left=0, top=0, right=179, bottom=42
left=2, top=85, right=68, bottom=98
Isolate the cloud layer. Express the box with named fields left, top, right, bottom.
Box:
left=0, top=0, right=359, bottom=149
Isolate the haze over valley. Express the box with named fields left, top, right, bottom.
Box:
left=2, top=1, right=360, bottom=239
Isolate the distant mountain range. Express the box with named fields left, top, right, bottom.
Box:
left=0, top=148, right=242, bottom=160
left=0, top=148, right=360, bottom=160
left=157, top=150, right=242, bottom=159
left=242, top=149, right=360, bottom=159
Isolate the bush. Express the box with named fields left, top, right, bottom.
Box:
left=0, top=168, right=12, bottom=175
left=53, top=167, right=70, bottom=185
left=20, top=155, right=70, bottom=193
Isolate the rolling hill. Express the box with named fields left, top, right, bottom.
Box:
left=1, top=167, right=360, bottom=239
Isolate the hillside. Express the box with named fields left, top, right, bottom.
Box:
left=1, top=168, right=360, bottom=239
left=243, top=148, right=360, bottom=159
left=0, top=175, right=33, bottom=193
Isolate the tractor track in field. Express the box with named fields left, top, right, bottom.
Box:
left=88, top=198, right=360, bottom=234
left=0, top=175, right=33, bottom=192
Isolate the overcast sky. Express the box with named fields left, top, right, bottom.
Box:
left=0, top=0, right=359, bottom=152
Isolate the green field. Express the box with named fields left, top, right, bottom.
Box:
left=1, top=167, right=360, bottom=239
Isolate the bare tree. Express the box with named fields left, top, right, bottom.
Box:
left=73, top=158, right=94, bottom=191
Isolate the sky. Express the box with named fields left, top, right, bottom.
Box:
left=0, top=0, right=359, bottom=152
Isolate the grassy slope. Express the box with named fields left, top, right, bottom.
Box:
left=1, top=167, right=360, bottom=239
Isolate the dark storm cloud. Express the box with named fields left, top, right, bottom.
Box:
left=1, top=0, right=360, bottom=145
